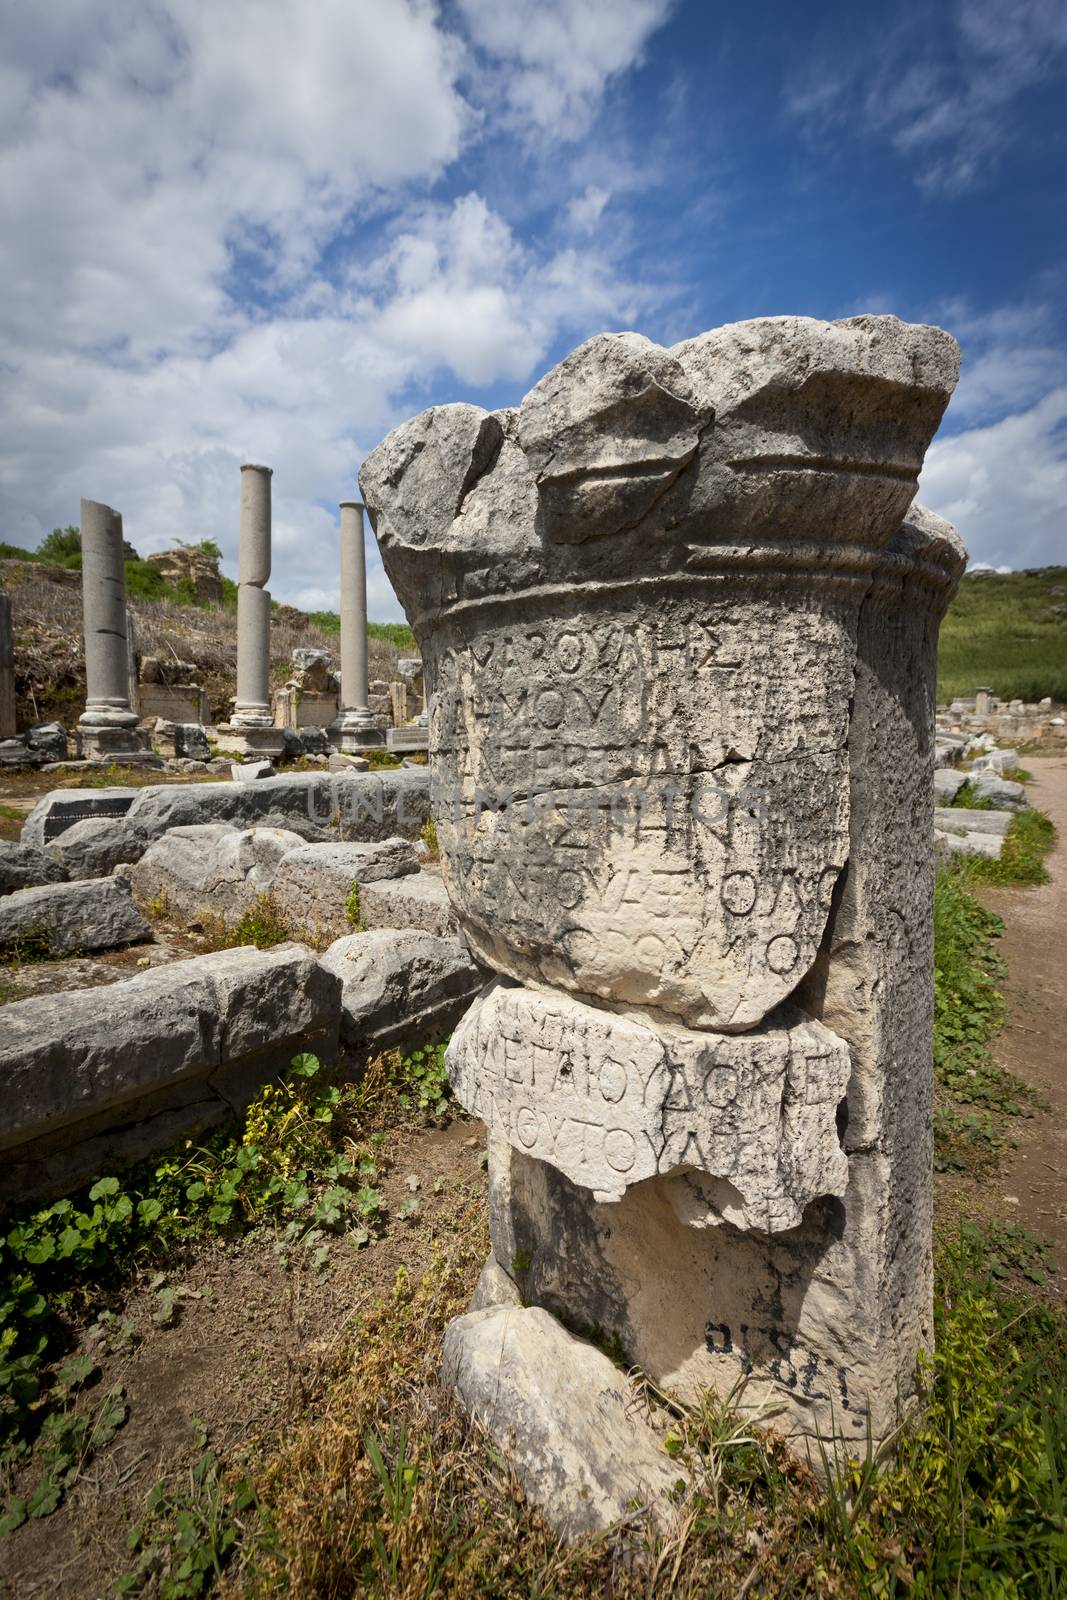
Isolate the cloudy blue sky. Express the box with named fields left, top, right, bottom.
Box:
left=1, top=0, right=1064, bottom=620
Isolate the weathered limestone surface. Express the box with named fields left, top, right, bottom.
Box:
left=77, top=498, right=140, bottom=753
left=128, top=824, right=305, bottom=924
left=0, top=592, right=15, bottom=739
left=933, top=806, right=1011, bottom=837
left=449, top=979, right=850, bottom=1226
left=233, top=464, right=274, bottom=730
left=0, top=876, right=150, bottom=956
left=363, top=314, right=965, bottom=1462
left=442, top=1305, right=683, bottom=1537
left=331, top=501, right=384, bottom=750
left=0, top=841, right=68, bottom=896
left=272, top=839, right=419, bottom=942
left=362, top=316, right=960, bottom=1032
left=23, top=771, right=432, bottom=870
left=320, top=928, right=482, bottom=1049
left=358, top=871, right=456, bottom=937
left=0, top=943, right=341, bottom=1201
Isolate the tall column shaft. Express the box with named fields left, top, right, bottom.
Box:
left=330, top=499, right=383, bottom=749
left=339, top=500, right=370, bottom=713
left=78, top=498, right=137, bottom=730
left=0, top=592, right=16, bottom=739
left=232, top=464, right=273, bottom=728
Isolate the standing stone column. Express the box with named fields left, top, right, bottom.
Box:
left=232, top=464, right=274, bottom=730
left=362, top=315, right=964, bottom=1508
left=0, top=593, right=16, bottom=739
left=77, top=499, right=141, bottom=757
left=330, top=500, right=383, bottom=750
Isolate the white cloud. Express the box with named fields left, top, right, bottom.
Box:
left=0, top=0, right=660, bottom=622
left=920, top=387, right=1067, bottom=570
left=456, top=0, right=674, bottom=141
left=788, top=0, right=1067, bottom=194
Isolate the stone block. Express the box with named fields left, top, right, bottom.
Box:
left=129, top=823, right=304, bottom=924
left=0, top=875, right=150, bottom=957
left=935, top=829, right=1003, bottom=861
left=0, top=841, right=69, bottom=896
left=0, top=943, right=341, bottom=1199
left=442, top=1305, right=683, bottom=1537
left=448, top=979, right=850, bottom=1227
left=271, top=839, right=419, bottom=943
left=320, top=928, right=483, bottom=1049
left=358, top=871, right=456, bottom=936
left=933, top=806, right=1011, bottom=837
left=933, top=768, right=968, bottom=804
left=970, top=772, right=1027, bottom=810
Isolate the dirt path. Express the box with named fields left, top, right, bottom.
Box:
left=978, top=755, right=1067, bottom=1282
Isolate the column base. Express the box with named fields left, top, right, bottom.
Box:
left=76, top=723, right=150, bottom=760
left=386, top=724, right=429, bottom=753
left=213, top=724, right=288, bottom=759
left=329, top=712, right=385, bottom=752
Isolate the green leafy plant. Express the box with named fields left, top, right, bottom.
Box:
left=344, top=880, right=365, bottom=932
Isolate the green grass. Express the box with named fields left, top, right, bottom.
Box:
left=938, top=566, right=1067, bottom=704
left=956, top=806, right=1056, bottom=888
left=932, top=866, right=1042, bottom=1174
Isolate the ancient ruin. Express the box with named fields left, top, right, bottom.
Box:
left=361, top=314, right=967, bottom=1471
left=76, top=498, right=142, bottom=758
left=331, top=500, right=385, bottom=751
left=223, top=463, right=285, bottom=758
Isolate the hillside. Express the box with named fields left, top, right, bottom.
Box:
left=1, top=556, right=413, bottom=728
left=937, top=566, right=1067, bottom=705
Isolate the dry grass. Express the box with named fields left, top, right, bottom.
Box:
left=2, top=558, right=404, bottom=725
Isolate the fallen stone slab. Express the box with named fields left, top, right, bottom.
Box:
left=442, top=1305, right=683, bottom=1538
left=358, top=871, right=456, bottom=936
left=272, top=839, right=419, bottom=943
left=934, top=807, right=1012, bottom=837
left=933, top=768, right=968, bottom=804
left=935, top=829, right=1003, bottom=861
left=970, top=772, right=1027, bottom=810
left=970, top=747, right=1019, bottom=774
left=0, top=942, right=341, bottom=1200
left=22, top=770, right=432, bottom=870
left=320, top=929, right=483, bottom=1049
left=231, top=759, right=276, bottom=781
left=129, top=823, right=306, bottom=925
left=0, top=840, right=68, bottom=895
left=0, top=875, right=150, bottom=958
left=43, top=816, right=149, bottom=879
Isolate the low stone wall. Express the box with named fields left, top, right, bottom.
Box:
left=0, top=943, right=341, bottom=1201
left=21, top=769, right=431, bottom=878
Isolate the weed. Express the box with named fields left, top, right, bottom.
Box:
left=118, top=1446, right=262, bottom=1598
left=200, top=894, right=291, bottom=951
left=344, top=880, right=365, bottom=932
left=0, top=926, right=54, bottom=966
left=931, top=866, right=1041, bottom=1173
left=0, top=1046, right=446, bottom=1527
left=956, top=806, right=1056, bottom=888
left=419, top=814, right=438, bottom=858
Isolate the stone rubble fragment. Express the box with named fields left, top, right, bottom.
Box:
left=448, top=979, right=850, bottom=1227
left=442, top=1305, right=684, bottom=1537
left=0, top=875, right=150, bottom=957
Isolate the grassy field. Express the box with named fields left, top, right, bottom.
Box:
left=937, top=566, right=1067, bottom=705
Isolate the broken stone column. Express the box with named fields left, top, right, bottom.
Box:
left=232, top=464, right=274, bottom=730
left=975, top=685, right=993, bottom=718
left=222, top=463, right=284, bottom=759
left=361, top=315, right=964, bottom=1483
left=330, top=501, right=383, bottom=751
left=77, top=499, right=141, bottom=757
left=0, top=593, right=15, bottom=739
